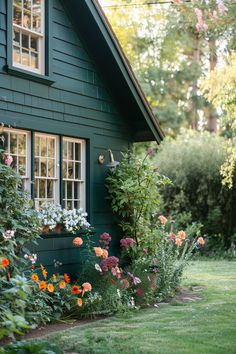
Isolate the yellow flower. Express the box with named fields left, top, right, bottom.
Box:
left=59, top=280, right=66, bottom=289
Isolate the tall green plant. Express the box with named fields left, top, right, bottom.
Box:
left=106, top=151, right=170, bottom=244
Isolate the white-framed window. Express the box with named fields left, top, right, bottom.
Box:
left=34, top=133, right=59, bottom=208
left=1, top=128, right=86, bottom=210
left=63, top=138, right=86, bottom=210
left=12, top=0, right=45, bottom=74
left=0, top=128, right=31, bottom=191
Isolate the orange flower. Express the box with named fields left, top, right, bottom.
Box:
left=178, top=230, right=186, bottom=240
left=82, top=282, right=92, bottom=292
left=39, top=280, right=47, bottom=290
left=197, top=237, right=205, bottom=246
left=73, top=237, right=83, bottom=247
left=94, top=247, right=103, bottom=257
left=31, top=273, right=39, bottom=282
left=175, top=238, right=182, bottom=246
left=71, top=285, right=81, bottom=295
left=47, top=283, right=54, bottom=293
left=1, top=258, right=10, bottom=268
left=102, top=249, right=108, bottom=259
left=158, top=215, right=167, bottom=225
left=40, top=264, right=47, bottom=279
left=59, top=280, right=66, bottom=289
left=77, top=298, right=83, bottom=307
left=64, top=273, right=70, bottom=283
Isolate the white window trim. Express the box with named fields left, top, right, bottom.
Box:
left=12, top=0, right=45, bottom=75
left=34, top=132, right=60, bottom=206
left=63, top=137, right=86, bottom=211
left=2, top=127, right=31, bottom=192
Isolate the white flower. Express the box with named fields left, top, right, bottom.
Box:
left=2, top=230, right=15, bottom=240
left=95, top=263, right=102, bottom=272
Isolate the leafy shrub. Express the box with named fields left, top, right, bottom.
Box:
left=155, top=131, right=236, bottom=251
left=0, top=340, right=63, bottom=354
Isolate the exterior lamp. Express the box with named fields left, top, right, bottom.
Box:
left=98, top=149, right=119, bottom=168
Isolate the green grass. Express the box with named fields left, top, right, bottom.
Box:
left=45, top=261, right=236, bottom=354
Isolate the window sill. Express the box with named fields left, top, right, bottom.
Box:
left=40, top=229, right=95, bottom=239
left=7, top=65, right=55, bottom=86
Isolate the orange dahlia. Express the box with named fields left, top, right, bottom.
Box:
left=178, top=230, right=186, bottom=240
left=158, top=215, right=168, bottom=225
left=102, top=249, right=108, bottom=259
left=31, top=273, right=39, bottom=282
left=197, top=237, right=205, bottom=246
left=39, top=280, right=47, bottom=290
left=71, top=285, right=81, bottom=295
left=175, top=238, right=182, bottom=246
left=94, top=247, right=103, bottom=257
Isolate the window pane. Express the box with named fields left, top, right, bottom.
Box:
left=22, top=33, right=29, bottom=49
left=10, top=133, right=17, bottom=154
left=18, top=134, right=26, bottom=155
left=14, top=0, right=22, bottom=6
left=75, top=143, right=81, bottom=161
left=67, top=182, right=72, bottom=199
left=34, top=157, right=39, bottom=176
left=30, top=36, right=38, bottom=51
left=68, top=161, right=73, bottom=179
left=48, top=138, right=55, bottom=158
left=23, top=0, right=31, bottom=11
left=32, top=15, right=41, bottom=32
left=13, top=47, right=21, bottom=64
left=63, top=161, right=67, bottom=178
left=47, top=180, right=53, bottom=199
left=22, top=49, right=30, bottom=66
left=39, top=179, right=45, bottom=198
left=40, top=158, right=47, bottom=177
left=68, top=142, right=73, bottom=160
left=18, top=156, right=26, bottom=175
left=41, top=136, right=46, bottom=156
left=48, top=159, right=54, bottom=177
left=75, top=162, right=81, bottom=179
left=13, top=7, right=22, bottom=26
left=31, top=52, right=38, bottom=69
left=23, top=13, right=31, bottom=28
left=13, top=31, right=20, bottom=45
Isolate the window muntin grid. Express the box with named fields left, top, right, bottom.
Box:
left=63, top=138, right=85, bottom=210
left=13, top=0, right=44, bottom=74
left=1, top=128, right=30, bottom=190
left=34, top=133, right=58, bottom=208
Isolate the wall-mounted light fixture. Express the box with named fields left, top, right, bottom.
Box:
left=98, top=149, right=119, bottom=168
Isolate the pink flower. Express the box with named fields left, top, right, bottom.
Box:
left=120, top=278, right=130, bottom=289
left=178, top=230, right=186, bottom=240
left=127, top=272, right=141, bottom=285
left=101, top=256, right=119, bottom=271
left=4, top=154, right=13, bottom=166
left=120, top=238, right=136, bottom=248
left=111, top=266, right=122, bottom=278
left=216, top=0, right=227, bottom=15
left=194, top=8, right=208, bottom=32
left=169, top=233, right=176, bottom=240
left=197, top=237, right=205, bottom=246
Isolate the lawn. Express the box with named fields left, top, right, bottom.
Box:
left=45, top=261, right=236, bottom=354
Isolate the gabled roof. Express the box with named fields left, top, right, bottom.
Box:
left=63, top=0, right=164, bottom=142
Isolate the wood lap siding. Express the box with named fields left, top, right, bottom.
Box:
left=0, top=0, right=130, bottom=273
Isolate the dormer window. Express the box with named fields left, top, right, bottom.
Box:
left=12, top=0, right=44, bottom=74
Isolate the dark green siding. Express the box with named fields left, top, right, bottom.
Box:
left=0, top=0, right=130, bottom=275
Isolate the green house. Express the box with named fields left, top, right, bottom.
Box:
left=0, top=0, right=163, bottom=275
